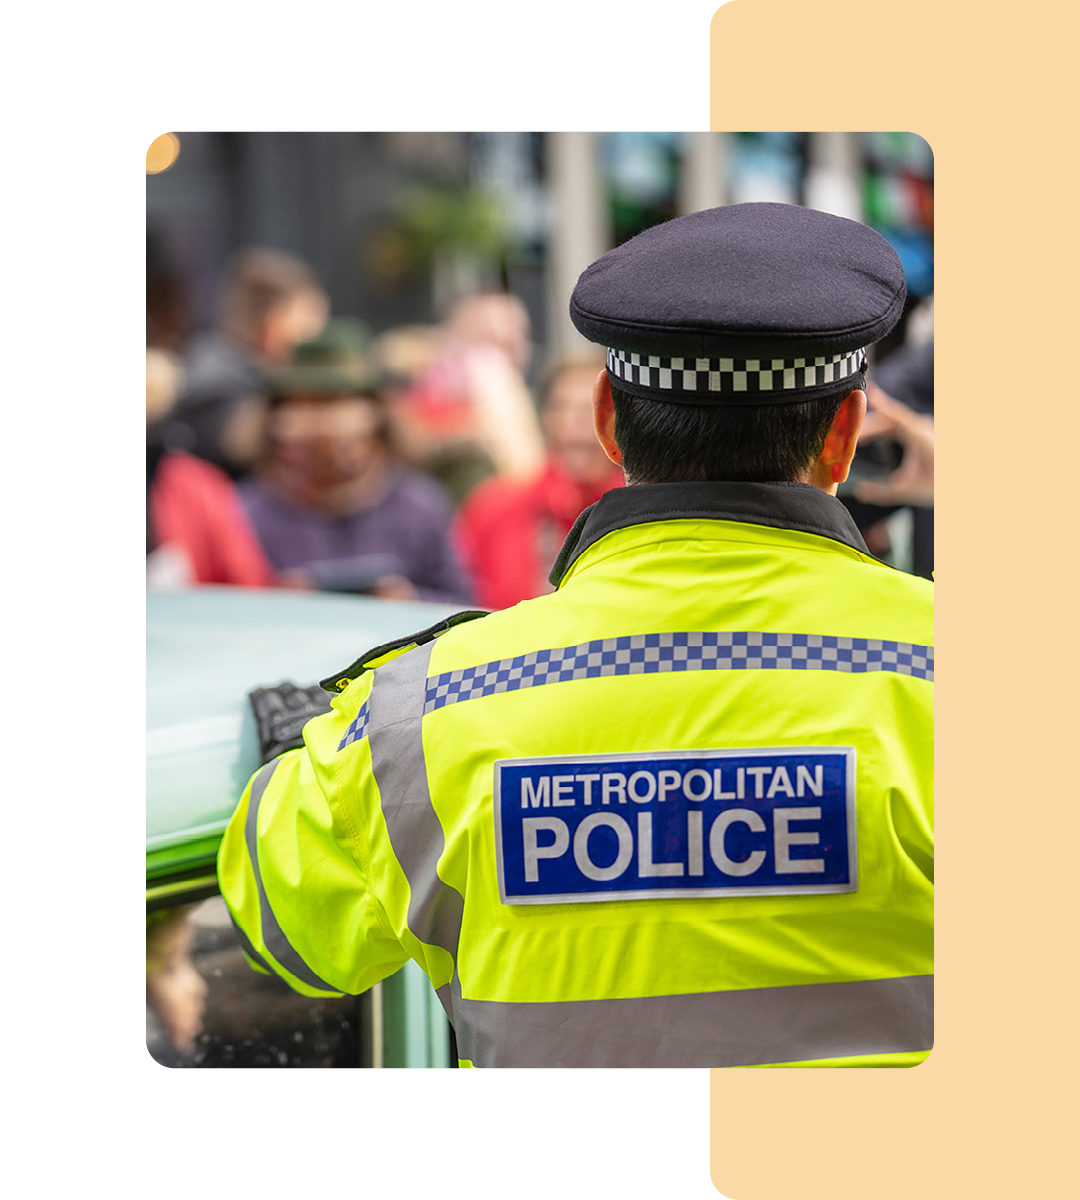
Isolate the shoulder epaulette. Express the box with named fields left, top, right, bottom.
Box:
left=319, top=609, right=489, bottom=693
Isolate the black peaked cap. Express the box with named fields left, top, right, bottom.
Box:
left=569, top=202, right=907, bottom=405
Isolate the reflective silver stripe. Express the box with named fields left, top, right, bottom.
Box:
left=227, top=912, right=274, bottom=974
left=367, top=643, right=468, bottom=1029
left=365, top=647, right=931, bottom=1067
left=453, top=974, right=933, bottom=1067
left=245, top=758, right=343, bottom=994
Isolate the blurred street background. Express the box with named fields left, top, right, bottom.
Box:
left=148, top=132, right=931, bottom=364
left=146, top=131, right=933, bottom=611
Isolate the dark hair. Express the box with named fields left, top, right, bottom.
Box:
left=610, top=382, right=849, bottom=484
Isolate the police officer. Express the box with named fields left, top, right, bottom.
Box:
left=218, top=202, right=933, bottom=1068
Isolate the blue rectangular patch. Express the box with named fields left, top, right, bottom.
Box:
left=494, top=747, right=857, bottom=904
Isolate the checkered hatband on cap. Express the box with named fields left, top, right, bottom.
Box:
left=606, top=347, right=867, bottom=404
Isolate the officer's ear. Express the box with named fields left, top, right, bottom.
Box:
left=592, top=369, right=622, bottom=466
left=808, top=389, right=866, bottom=494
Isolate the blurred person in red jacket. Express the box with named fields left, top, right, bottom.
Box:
left=147, top=348, right=275, bottom=588
left=455, top=358, right=624, bottom=609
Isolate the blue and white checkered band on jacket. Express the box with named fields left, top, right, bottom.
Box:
left=606, top=347, right=867, bottom=405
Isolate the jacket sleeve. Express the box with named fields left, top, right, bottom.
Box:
left=216, top=713, right=411, bottom=997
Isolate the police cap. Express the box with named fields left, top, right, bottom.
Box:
left=569, top=202, right=906, bottom=406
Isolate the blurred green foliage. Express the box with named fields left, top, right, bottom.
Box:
left=391, top=186, right=509, bottom=270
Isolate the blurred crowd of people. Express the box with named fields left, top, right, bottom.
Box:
left=147, top=246, right=625, bottom=610
left=147, top=244, right=933, bottom=609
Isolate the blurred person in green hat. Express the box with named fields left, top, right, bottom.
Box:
left=238, top=319, right=473, bottom=604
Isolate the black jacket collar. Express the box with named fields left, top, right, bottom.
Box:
left=550, top=480, right=872, bottom=587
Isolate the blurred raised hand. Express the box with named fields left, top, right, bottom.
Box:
left=854, top=384, right=934, bottom=508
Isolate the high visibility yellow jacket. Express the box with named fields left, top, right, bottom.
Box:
left=218, top=481, right=933, bottom=1067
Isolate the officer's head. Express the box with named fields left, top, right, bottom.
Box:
left=568, top=203, right=906, bottom=494
left=601, top=379, right=857, bottom=488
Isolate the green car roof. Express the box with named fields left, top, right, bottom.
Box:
left=147, top=586, right=460, bottom=906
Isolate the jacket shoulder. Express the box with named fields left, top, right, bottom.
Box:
left=319, top=608, right=490, bottom=693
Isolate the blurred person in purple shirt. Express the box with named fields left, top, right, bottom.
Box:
left=238, top=319, right=473, bottom=606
